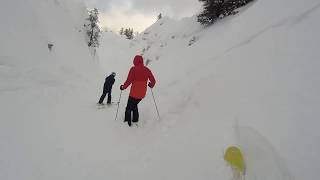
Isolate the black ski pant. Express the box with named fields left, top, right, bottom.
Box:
left=98, top=89, right=112, bottom=104
left=125, top=96, right=142, bottom=123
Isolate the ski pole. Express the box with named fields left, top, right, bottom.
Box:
left=150, top=88, right=161, bottom=120
left=115, top=90, right=122, bottom=121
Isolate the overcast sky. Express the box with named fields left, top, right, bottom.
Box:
left=83, top=0, right=203, bottom=32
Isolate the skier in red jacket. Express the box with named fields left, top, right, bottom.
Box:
left=120, top=55, right=156, bottom=126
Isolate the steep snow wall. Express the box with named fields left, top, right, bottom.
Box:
left=0, top=1, right=99, bottom=179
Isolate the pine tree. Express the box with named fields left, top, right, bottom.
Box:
left=197, top=0, right=254, bottom=26
left=129, top=28, right=134, bottom=39
left=119, top=27, right=124, bottom=35
left=157, top=13, right=162, bottom=20
left=123, top=28, right=134, bottom=39
left=124, top=28, right=129, bottom=38
left=197, top=0, right=225, bottom=25
left=85, top=8, right=101, bottom=47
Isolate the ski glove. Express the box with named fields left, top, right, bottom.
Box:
left=120, top=85, right=124, bottom=90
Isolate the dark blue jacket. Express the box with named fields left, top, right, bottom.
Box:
left=103, top=75, right=115, bottom=92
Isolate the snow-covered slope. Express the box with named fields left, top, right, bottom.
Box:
left=0, top=0, right=99, bottom=179
left=1, top=0, right=320, bottom=180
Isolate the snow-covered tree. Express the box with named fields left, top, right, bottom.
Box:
left=198, top=0, right=224, bottom=25
left=85, top=8, right=101, bottom=48
left=134, top=31, right=139, bottom=37
left=124, top=28, right=129, bottom=38
left=198, top=0, right=254, bottom=26
left=124, top=28, right=134, bottom=39
left=119, top=27, right=124, bottom=35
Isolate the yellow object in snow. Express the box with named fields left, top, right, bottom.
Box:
left=224, top=146, right=246, bottom=173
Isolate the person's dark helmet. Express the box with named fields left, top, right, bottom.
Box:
left=111, top=72, right=116, bottom=76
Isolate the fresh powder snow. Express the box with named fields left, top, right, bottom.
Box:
left=0, top=0, right=319, bottom=180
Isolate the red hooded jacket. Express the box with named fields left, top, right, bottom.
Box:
left=122, top=55, right=156, bottom=99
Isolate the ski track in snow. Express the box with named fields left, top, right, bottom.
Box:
left=290, top=2, right=320, bottom=25
left=225, top=2, right=320, bottom=54
left=0, top=87, right=25, bottom=93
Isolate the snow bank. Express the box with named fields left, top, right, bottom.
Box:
left=0, top=0, right=99, bottom=179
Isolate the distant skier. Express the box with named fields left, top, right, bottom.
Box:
left=120, top=55, right=156, bottom=126
left=98, top=72, right=116, bottom=105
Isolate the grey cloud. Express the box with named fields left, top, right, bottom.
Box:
left=84, top=0, right=202, bottom=18
left=131, top=0, right=202, bottom=16
left=84, top=0, right=126, bottom=11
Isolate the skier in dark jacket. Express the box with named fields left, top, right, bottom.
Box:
left=98, top=72, right=116, bottom=105
left=120, top=55, right=156, bottom=126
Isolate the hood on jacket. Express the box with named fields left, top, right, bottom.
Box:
left=133, top=55, right=144, bottom=66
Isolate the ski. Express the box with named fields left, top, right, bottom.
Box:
left=96, top=102, right=118, bottom=110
